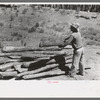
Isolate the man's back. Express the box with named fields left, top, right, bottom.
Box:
left=71, top=32, right=83, bottom=50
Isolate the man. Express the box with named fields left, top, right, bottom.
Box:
left=58, top=23, right=84, bottom=77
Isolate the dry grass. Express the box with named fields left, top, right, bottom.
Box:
left=0, top=6, right=100, bottom=47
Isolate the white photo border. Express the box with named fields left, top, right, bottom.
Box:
left=0, top=2, right=100, bottom=98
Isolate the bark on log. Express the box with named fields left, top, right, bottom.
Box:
left=16, top=64, right=59, bottom=78
left=0, top=71, right=18, bottom=78
left=23, top=69, right=65, bottom=80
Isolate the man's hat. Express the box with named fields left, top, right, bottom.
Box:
left=70, top=22, right=80, bottom=29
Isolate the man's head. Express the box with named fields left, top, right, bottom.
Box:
left=70, top=23, right=80, bottom=33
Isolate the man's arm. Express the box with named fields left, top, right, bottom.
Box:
left=58, top=35, right=74, bottom=48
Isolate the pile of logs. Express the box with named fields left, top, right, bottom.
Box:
left=0, top=45, right=72, bottom=80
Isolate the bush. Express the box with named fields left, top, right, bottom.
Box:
left=11, top=32, right=23, bottom=41
left=0, top=22, right=4, bottom=27
left=86, top=40, right=96, bottom=45
left=59, top=9, right=66, bottom=15
left=36, top=27, right=44, bottom=33
left=39, top=21, right=45, bottom=27
left=28, top=26, right=37, bottom=33
left=81, top=27, right=100, bottom=46
left=51, top=24, right=64, bottom=32
left=11, top=32, right=18, bottom=36
left=10, top=15, right=15, bottom=21
left=22, top=8, right=28, bottom=14
left=34, top=22, right=39, bottom=27
left=31, top=12, right=35, bottom=15
left=55, top=8, right=59, bottom=12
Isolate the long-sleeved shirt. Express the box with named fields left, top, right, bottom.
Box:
left=61, top=32, right=83, bottom=50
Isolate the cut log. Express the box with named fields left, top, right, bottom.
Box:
left=0, top=52, right=53, bottom=60
left=5, top=68, right=15, bottom=72
left=2, top=46, right=62, bottom=53
left=21, top=53, right=54, bottom=58
left=23, top=69, right=65, bottom=80
left=0, top=62, right=19, bottom=71
left=0, top=71, right=17, bottom=78
left=14, top=64, right=28, bottom=73
left=39, top=40, right=65, bottom=47
left=1, top=45, right=72, bottom=53
left=0, top=52, right=22, bottom=57
left=7, top=56, right=22, bottom=59
left=16, top=64, right=59, bottom=78
left=2, top=46, right=34, bottom=52
left=32, top=51, right=63, bottom=55
left=0, top=58, right=21, bottom=64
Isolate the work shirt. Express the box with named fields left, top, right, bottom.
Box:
left=62, top=32, right=83, bottom=50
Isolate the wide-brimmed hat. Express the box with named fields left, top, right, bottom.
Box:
left=70, top=22, right=80, bottom=29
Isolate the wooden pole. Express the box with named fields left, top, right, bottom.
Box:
left=23, top=69, right=65, bottom=80
left=16, top=64, right=59, bottom=78
left=0, top=62, right=18, bottom=71
left=0, top=71, right=18, bottom=78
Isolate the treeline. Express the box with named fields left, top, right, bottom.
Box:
left=0, top=4, right=100, bottom=13
left=31, top=4, right=100, bottom=12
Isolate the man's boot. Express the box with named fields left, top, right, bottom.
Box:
left=68, top=68, right=76, bottom=77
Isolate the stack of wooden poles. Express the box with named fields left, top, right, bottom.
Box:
left=0, top=45, right=72, bottom=80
